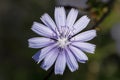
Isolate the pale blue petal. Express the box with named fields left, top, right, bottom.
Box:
left=41, top=48, right=59, bottom=71
left=71, top=30, right=96, bottom=42
left=32, top=50, right=41, bottom=62
left=28, top=37, right=55, bottom=48
left=65, top=48, right=78, bottom=72
left=40, top=13, right=58, bottom=33
left=37, top=43, right=58, bottom=63
left=31, top=22, right=55, bottom=38
left=55, top=50, right=66, bottom=75
left=55, top=7, right=66, bottom=30
left=71, top=42, right=96, bottom=54
left=66, top=8, right=78, bottom=29
left=69, top=45, right=88, bottom=63
left=79, top=60, right=87, bottom=63
left=72, top=15, right=90, bottom=35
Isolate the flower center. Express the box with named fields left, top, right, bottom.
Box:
left=58, top=38, right=68, bottom=48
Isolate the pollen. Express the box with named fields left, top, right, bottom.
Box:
left=58, top=38, right=68, bottom=48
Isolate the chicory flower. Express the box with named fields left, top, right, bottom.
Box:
left=28, top=7, right=96, bottom=75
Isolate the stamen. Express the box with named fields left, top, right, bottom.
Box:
left=58, top=38, right=68, bottom=48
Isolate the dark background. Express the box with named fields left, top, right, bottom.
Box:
left=1, top=0, right=120, bottom=80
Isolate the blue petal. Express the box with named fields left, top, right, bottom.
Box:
left=71, top=42, right=96, bottom=54
left=65, top=48, right=78, bottom=72
left=69, top=45, right=88, bottom=63
left=70, top=30, right=96, bottom=42
left=37, top=43, right=58, bottom=64
left=55, top=50, right=66, bottom=75
left=40, top=13, right=59, bottom=34
left=72, top=15, right=90, bottom=36
left=41, top=48, right=59, bottom=71
left=66, top=8, right=78, bottom=29
left=28, top=37, right=55, bottom=48
left=54, top=7, right=66, bottom=31
left=32, top=50, right=41, bottom=62
left=79, top=60, right=87, bottom=63
left=31, top=22, right=56, bottom=38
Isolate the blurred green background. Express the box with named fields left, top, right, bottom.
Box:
left=1, top=0, right=120, bottom=80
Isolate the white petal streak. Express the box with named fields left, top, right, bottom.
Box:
left=40, top=13, right=57, bottom=31
left=71, top=42, right=96, bottom=54
left=41, top=48, right=59, bottom=71
left=69, top=45, right=88, bottom=63
left=65, top=48, right=78, bottom=72
left=31, top=22, right=55, bottom=38
left=55, top=50, right=66, bottom=75
left=37, top=43, right=58, bottom=63
left=55, top=7, right=66, bottom=29
left=66, top=8, right=78, bottom=29
left=72, top=15, right=90, bottom=35
left=71, top=30, right=96, bottom=41
left=28, top=37, right=55, bottom=48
